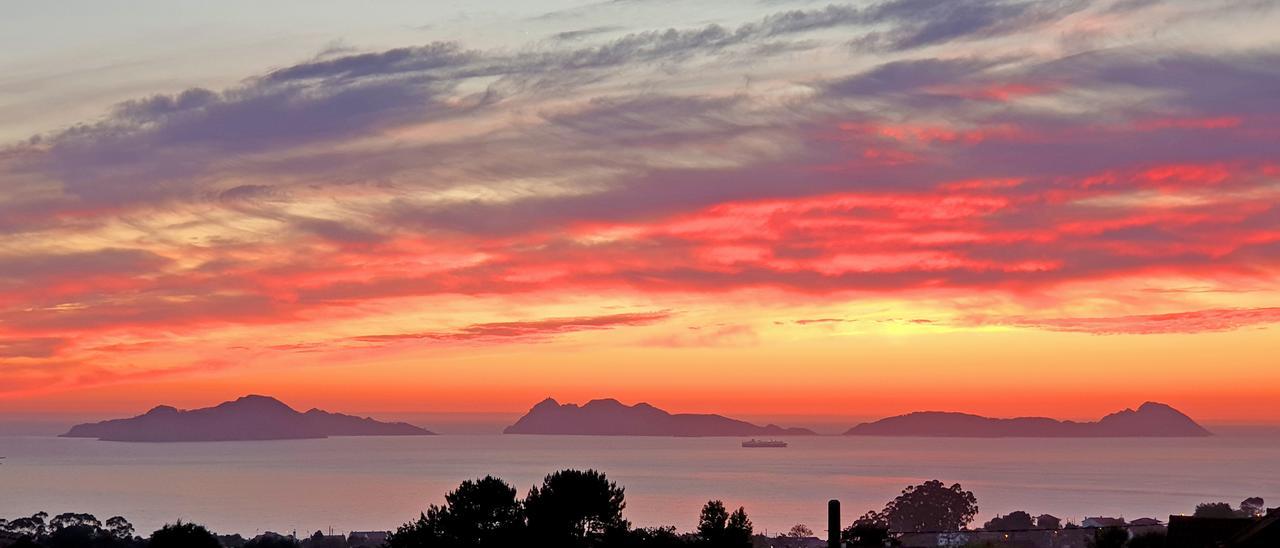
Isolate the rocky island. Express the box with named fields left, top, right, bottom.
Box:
left=844, top=402, right=1211, bottom=437
left=504, top=397, right=816, bottom=437
left=62, top=395, right=434, bottom=441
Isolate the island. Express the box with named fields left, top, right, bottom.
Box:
left=844, top=401, right=1212, bottom=437
left=503, top=397, right=816, bottom=437
left=62, top=395, right=434, bottom=441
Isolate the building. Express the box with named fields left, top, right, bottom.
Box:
left=1166, top=508, right=1280, bottom=548
left=1231, top=508, right=1280, bottom=547
left=1168, top=514, right=1257, bottom=548
left=347, top=530, right=390, bottom=547
left=1128, top=517, right=1166, bottom=538
left=1081, top=517, right=1126, bottom=529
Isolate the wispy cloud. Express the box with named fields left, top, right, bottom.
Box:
left=346, top=311, right=674, bottom=345
left=974, top=307, right=1280, bottom=335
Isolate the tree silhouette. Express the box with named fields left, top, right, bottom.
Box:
left=148, top=521, right=220, bottom=548
left=841, top=517, right=895, bottom=548
left=387, top=475, right=525, bottom=547
left=45, top=525, right=101, bottom=548
left=1127, top=532, right=1167, bottom=548
left=984, top=511, right=1034, bottom=531
left=1241, top=497, right=1266, bottom=517
left=696, top=501, right=729, bottom=541
left=881, top=480, right=978, bottom=532
left=1193, top=502, right=1237, bottom=518
left=50, top=513, right=101, bottom=532
left=694, top=501, right=751, bottom=548
left=4, top=512, right=49, bottom=538
left=1087, top=526, right=1128, bottom=548
left=104, top=517, right=134, bottom=540
left=525, top=469, right=628, bottom=546
left=606, top=526, right=685, bottom=548
left=725, top=508, right=752, bottom=547
left=785, top=524, right=813, bottom=538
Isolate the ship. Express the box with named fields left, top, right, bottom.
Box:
left=741, top=439, right=787, bottom=448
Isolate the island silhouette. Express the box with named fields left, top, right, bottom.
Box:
left=62, top=395, right=434, bottom=441
left=844, top=401, right=1212, bottom=437
left=503, top=397, right=816, bottom=437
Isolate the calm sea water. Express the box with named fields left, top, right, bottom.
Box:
left=2, top=434, right=1278, bottom=538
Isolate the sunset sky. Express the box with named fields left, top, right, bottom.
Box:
left=2, top=0, right=1279, bottom=424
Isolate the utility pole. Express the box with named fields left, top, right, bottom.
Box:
left=829, top=499, right=841, bottom=548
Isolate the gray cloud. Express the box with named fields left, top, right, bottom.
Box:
left=853, top=0, right=1087, bottom=52
left=0, top=248, right=169, bottom=283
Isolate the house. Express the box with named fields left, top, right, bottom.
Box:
left=1128, top=517, right=1166, bottom=537
left=1035, top=515, right=1062, bottom=530
left=1082, top=517, right=1127, bottom=528
left=347, top=530, right=390, bottom=547
left=1167, top=515, right=1254, bottom=548
left=250, top=532, right=297, bottom=545
left=898, top=531, right=970, bottom=547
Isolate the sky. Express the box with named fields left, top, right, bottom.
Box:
left=2, top=0, right=1279, bottom=425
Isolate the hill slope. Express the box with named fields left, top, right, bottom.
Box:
left=63, top=395, right=434, bottom=441
left=504, top=397, right=816, bottom=437
left=844, top=402, right=1211, bottom=437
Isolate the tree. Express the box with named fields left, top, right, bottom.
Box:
left=148, top=521, right=220, bottom=548
left=1127, top=532, right=1167, bottom=548
left=725, top=507, right=752, bottom=547
left=1086, top=526, right=1128, bottom=548
left=776, top=524, right=815, bottom=548
left=984, top=511, right=1034, bottom=531
left=785, top=524, right=813, bottom=538
left=1240, top=497, right=1266, bottom=518
left=46, top=524, right=102, bottom=548
left=525, top=469, right=628, bottom=546
left=104, top=516, right=135, bottom=540
left=1193, top=502, right=1237, bottom=518
left=50, top=513, right=101, bottom=532
left=842, top=515, right=895, bottom=548
left=387, top=475, right=525, bottom=548
left=695, top=501, right=751, bottom=548
left=881, top=480, right=978, bottom=533
left=611, top=526, right=686, bottom=548
left=696, top=501, right=729, bottom=542
left=4, top=512, right=49, bottom=538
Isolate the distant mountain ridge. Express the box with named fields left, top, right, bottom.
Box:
left=63, top=395, right=434, bottom=442
left=844, top=402, right=1211, bottom=437
left=503, top=397, right=816, bottom=437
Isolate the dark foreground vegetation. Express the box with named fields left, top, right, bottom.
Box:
left=2, top=470, right=1273, bottom=548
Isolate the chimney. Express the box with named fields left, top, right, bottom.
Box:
left=829, top=499, right=841, bottom=548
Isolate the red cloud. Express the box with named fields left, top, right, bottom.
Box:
left=346, top=311, right=673, bottom=345
left=0, top=337, right=67, bottom=358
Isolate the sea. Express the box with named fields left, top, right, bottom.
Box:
left=2, top=433, right=1278, bottom=538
